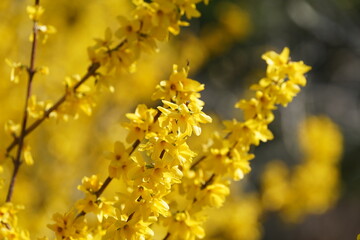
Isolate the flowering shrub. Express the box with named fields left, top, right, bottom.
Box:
left=1, top=0, right=345, bottom=239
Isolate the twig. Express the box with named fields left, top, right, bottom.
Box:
left=190, top=155, right=206, bottom=170
left=6, top=0, right=40, bottom=202
left=75, top=110, right=162, bottom=220
left=5, top=62, right=100, bottom=155
left=163, top=232, right=170, bottom=240
left=201, top=173, right=215, bottom=190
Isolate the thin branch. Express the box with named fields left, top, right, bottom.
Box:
left=5, top=38, right=128, bottom=156
left=75, top=110, right=163, bottom=220
left=190, top=155, right=206, bottom=170
left=201, top=173, right=215, bottom=190
left=163, top=232, right=170, bottom=240
left=94, top=176, right=113, bottom=198
left=6, top=0, right=40, bottom=202
left=5, top=62, right=100, bottom=154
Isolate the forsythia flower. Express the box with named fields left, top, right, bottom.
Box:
left=26, top=5, right=44, bottom=21
left=5, top=120, right=21, bottom=137
left=104, top=211, right=154, bottom=240
left=166, top=211, right=205, bottom=240
left=27, top=4, right=56, bottom=43
left=35, top=23, right=57, bottom=44
left=196, top=182, right=230, bottom=208
left=75, top=194, right=114, bottom=221
left=27, top=95, right=46, bottom=119
left=55, top=75, right=96, bottom=120
left=152, top=65, right=204, bottom=103
left=122, top=104, right=159, bottom=143
left=5, top=59, right=27, bottom=84
left=23, top=144, right=34, bottom=165
left=47, top=212, right=88, bottom=240
left=161, top=47, right=310, bottom=239
left=105, top=141, right=136, bottom=180
left=78, top=175, right=102, bottom=194
left=0, top=203, right=30, bottom=240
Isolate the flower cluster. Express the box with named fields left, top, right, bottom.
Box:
left=0, top=203, right=30, bottom=240
left=2, top=0, right=320, bottom=239
left=26, top=5, right=56, bottom=43
left=47, top=64, right=212, bottom=239
left=156, top=47, right=311, bottom=239
left=34, top=0, right=209, bottom=127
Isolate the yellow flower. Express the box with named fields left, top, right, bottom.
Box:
left=105, top=141, right=137, bottom=180
left=116, top=16, right=141, bottom=42
left=27, top=95, right=45, bottom=119
left=4, top=120, right=21, bottom=137
left=23, top=144, right=34, bottom=166
left=123, top=104, right=159, bottom=143
left=197, top=183, right=230, bottom=208
left=5, top=59, right=27, bottom=84
left=235, top=91, right=275, bottom=122
left=26, top=5, right=44, bottom=21
left=152, top=65, right=204, bottom=103
left=262, top=47, right=290, bottom=81
left=0, top=203, right=30, bottom=240
left=176, top=0, right=202, bottom=19
left=77, top=175, right=102, bottom=194
left=166, top=211, right=205, bottom=240
left=47, top=211, right=88, bottom=240
left=30, top=24, right=56, bottom=44
left=56, top=75, right=96, bottom=120
left=129, top=185, right=171, bottom=218
left=75, top=194, right=114, bottom=221
left=104, top=211, right=154, bottom=240
left=158, top=100, right=211, bottom=137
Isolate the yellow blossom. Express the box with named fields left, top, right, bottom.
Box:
left=196, top=182, right=230, bottom=208
left=29, top=24, right=56, bottom=44
left=23, top=144, right=34, bottom=166
left=26, top=5, right=44, bottom=21
left=122, top=104, right=159, bottom=143
left=27, top=95, right=45, bottom=119
left=55, top=75, right=96, bottom=120
left=116, top=16, right=141, bottom=42
left=104, top=210, right=154, bottom=240
left=158, top=100, right=211, bottom=137
left=0, top=203, right=30, bottom=240
left=47, top=212, right=88, bottom=240
left=5, top=59, right=27, bottom=83
left=166, top=211, right=205, bottom=240
left=77, top=175, right=102, bottom=194
left=152, top=65, right=204, bottom=103
left=105, top=141, right=136, bottom=180
left=176, top=0, right=202, bottom=19
left=4, top=120, right=21, bottom=137
left=75, top=194, right=114, bottom=221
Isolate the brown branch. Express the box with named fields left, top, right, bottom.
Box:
left=190, top=155, right=206, bottom=170
left=163, top=232, right=170, bottom=240
left=94, top=176, right=113, bottom=198
left=6, top=0, right=40, bottom=202
left=5, top=37, right=134, bottom=157
left=201, top=173, right=215, bottom=190
left=5, top=62, right=100, bottom=155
